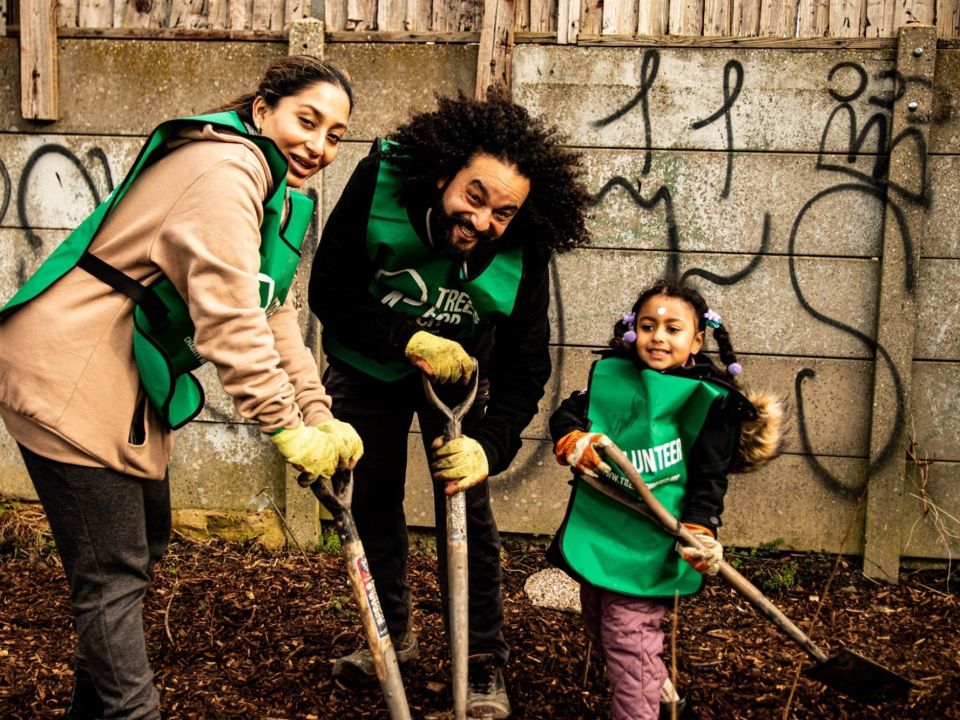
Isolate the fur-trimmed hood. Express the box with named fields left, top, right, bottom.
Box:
left=732, top=389, right=787, bottom=473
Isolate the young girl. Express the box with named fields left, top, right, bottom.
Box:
left=547, top=279, right=784, bottom=720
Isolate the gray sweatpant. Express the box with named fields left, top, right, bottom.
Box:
left=20, top=444, right=170, bottom=720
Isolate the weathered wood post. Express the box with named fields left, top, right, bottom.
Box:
left=282, top=18, right=330, bottom=550
left=476, top=0, right=515, bottom=98
left=19, top=0, right=58, bottom=121
left=862, top=22, right=936, bottom=581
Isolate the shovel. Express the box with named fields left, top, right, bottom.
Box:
left=591, top=442, right=914, bottom=705
left=422, top=363, right=479, bottom=720
left=300, top=469, right=413, bottom=720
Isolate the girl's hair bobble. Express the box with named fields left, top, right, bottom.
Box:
left=623, top=330, right=637, bottom=343
left=727, top=362, right=743, bottom=376
left=622, top=312, right=636, bottom=325
left=704, top=309, right=723, bottom=329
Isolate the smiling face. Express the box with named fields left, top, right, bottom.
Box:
left=253, top=81, right=351, bottom=188
left=633, top=294, right=705, bottom=370
left=435, top=153, right=531, bottom=256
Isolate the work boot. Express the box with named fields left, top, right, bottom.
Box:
left=331, top=629, right=419, bottom=687
left=64, top=668, right=104, bottom=720
left=467, top=653, right=511, bottom=719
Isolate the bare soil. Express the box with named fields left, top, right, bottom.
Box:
left=1, top=500, right=957, bottom=719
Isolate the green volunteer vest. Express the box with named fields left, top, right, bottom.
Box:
left=0, top=111, right=314, bottom=429
left=557, top=356, right=732, bottom=597
left=323, top=139, right=524, bottom=381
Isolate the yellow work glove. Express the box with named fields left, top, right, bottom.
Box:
left=404, top=331, right=474, bottom=384
left=270, top=423, right=338, bottom=485
left=677, top=523, right=723, bottom=576
left=430, top=435, right=489, bottom=495
left=554, top=429, right=612, bottom=478
left=314, top=418, right=364, bottom=470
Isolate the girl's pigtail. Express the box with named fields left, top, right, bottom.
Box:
left=609, top=312, right=637, bottom=353
left=712, top=324, right=743, bottom=387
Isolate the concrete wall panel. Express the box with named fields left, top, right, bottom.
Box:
left=0, top=38, right=956, bottom=561
left=550, top=249, right=880, bottom=356
left=513, top=46, right=898, bottom=153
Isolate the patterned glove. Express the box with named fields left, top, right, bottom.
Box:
left=677, top=523, right=723, bottom=576
left=554, top=430, right=612, bottom=478
left=404, top=331, right=474, bottom=384
left=270, top=424, right=338, bottom=485
left=430, top=435, right=489, bottom=495
left=314, top=418, right=364, bottom=470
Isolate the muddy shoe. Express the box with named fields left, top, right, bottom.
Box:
left=331, top=630, right=419, bottom=687
left=467, top=653, right=511, bottom=719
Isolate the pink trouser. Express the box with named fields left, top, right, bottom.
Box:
left=581, top=584, right=668, bottom=720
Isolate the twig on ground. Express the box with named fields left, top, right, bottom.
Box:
left=164, top=578, right=180, bottom=645
left=256, top=487, right=312, bottom=568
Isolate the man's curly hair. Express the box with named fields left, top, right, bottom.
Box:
left=385, top=88, right=592, bottom=254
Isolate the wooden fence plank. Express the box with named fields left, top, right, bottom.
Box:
left=603, top=0, right=637, bottom=34
left=476, top=0, right=514, bottom=92
left=458, top=0, right=482, bottom=29
left=827, top=0, right=861, bottom=36
left=117, top=0, right=166, bottom=28
left=227, top=0, right=251, bottom=29
left=208, top=0, right=228, bottom=27
left=528, top=0, right=553, bottom=30
left=797, top=0, right=829, bottom=36
left=378, top=0, right=404, bottom=29
left=57, top=0, right=79, bottom=27
left=865, top=0, right=895, bottom=36
left=325, top=0, right=347, bottom=28
left=703, top=0, right=732, bottom=35
left=78, top=0, right=112, bottom=26
left=557, top=0, right=579, bottom=42
left=271, top=0, right=287, bottom=29
left=19, top=0, right=58, bottom=119
left=170, top=0, right=210, bottom=28
left=759, top=0, right=797, bottom=35
left=405, top=0, right=431, bottom=30
left=513, top=0, right=529, bottom=30
left=732, top=0, right=762, bottom=34
left=637, top=0, right=668, bottom=35
left=670, top=0, right=703, bottom=34
left=348, top=0, right=375, bottom=29
left=431, top=0, right=458, bottom=29
left=896, top=0, right=934, bottom=28
left=580, top=0, right=602, bottom=33
left=938, top=0, right=960, bottom=35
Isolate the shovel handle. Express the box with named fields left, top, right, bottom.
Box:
left=421, top=366, right=476, bottom=720
left=305, top=471, right=413, bottom=720
left=599, top=444, right=830, bottom=665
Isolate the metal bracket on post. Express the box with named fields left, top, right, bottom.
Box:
left=862, top=23, right=936, bottom=582
left=19, top=0, right=58, bottom=121
left=281, top=18, right=330, bottom=549
left=476, top=0, right=515, bottom=100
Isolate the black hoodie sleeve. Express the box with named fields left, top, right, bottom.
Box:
left=308, top=146, right=421, bottom=364
left=680, top=399, right=740, bottom=536
left=471, top=243, right=554, bottom=476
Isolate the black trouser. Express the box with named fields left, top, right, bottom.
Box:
left=18, top=444, right=171, bottom=720
left=323, top=361, right=509, bottom=665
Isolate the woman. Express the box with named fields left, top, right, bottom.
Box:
left=0, top=55, right=362, bottom=719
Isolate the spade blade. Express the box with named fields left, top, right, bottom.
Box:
left=803, top=646, right=914, bottom=704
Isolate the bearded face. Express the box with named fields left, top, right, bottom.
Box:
left=432, top=153, right=530, bottom=258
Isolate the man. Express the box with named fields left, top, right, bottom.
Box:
left=308, top=89, right=591, bottom=718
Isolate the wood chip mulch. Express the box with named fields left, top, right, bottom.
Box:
left=1, top=501, right=957, bottom=719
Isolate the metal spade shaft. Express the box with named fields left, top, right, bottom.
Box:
left=422, top=365, right=479, bottom=720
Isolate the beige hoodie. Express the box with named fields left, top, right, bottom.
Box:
left=0, top=124, right=332, bottom=480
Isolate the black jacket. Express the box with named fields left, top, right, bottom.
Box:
left=549, top=351, right=752, bottom=535
left=308, top=142, right=552, bottom=475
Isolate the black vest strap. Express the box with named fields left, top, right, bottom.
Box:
left=77, top=252, right=170, bottom=330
